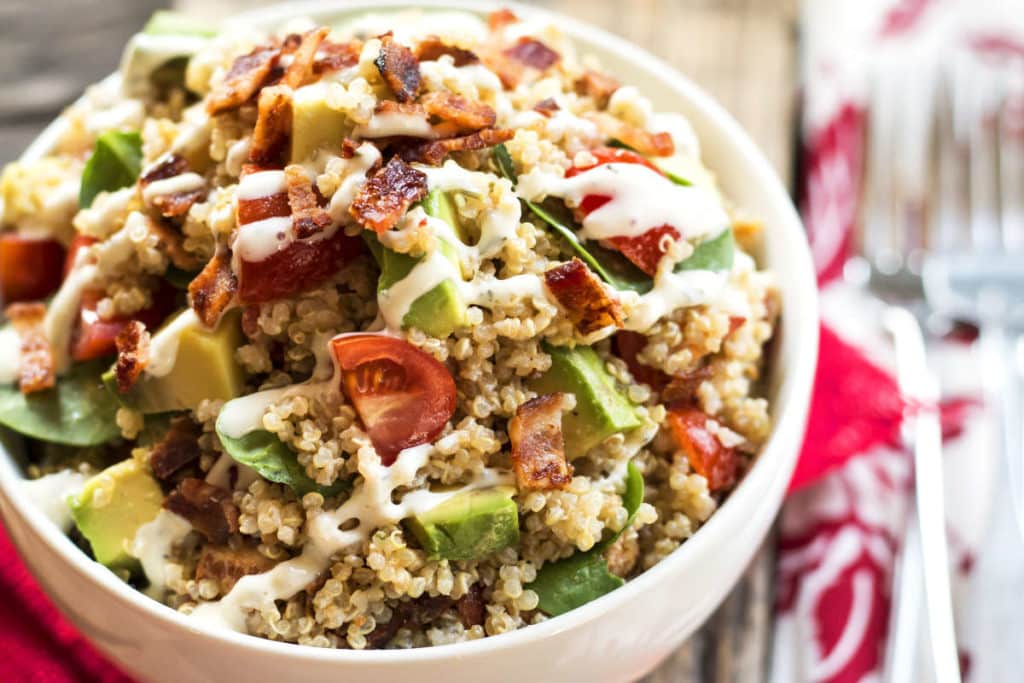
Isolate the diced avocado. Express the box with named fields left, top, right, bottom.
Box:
left=406, top=486, right=519, bottom=561
left=291, top=83, right=350, bottom=163
left=422, top=188, right=471, bottom=244
left=530, top=344, right=642, bottom=459
left=120, top=12, right=214, bottom=98
left=366, top=191, right=469, bottom=338
left=67, top=459, right=163, bottom=570
left=117, top=310, right=244, bottom=414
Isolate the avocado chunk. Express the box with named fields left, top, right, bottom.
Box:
left=115, top=310, right=244, bottom=414
left=120, top=11, right=215, bottom=98
left=291, top=83, right=350, bottom=163
left=530, top=343, right=642, bottom=459
left=67, top=459, right=163, bottom=570
left=406, top=486, right=519, bottom=561
left=366, top=190, right=469, bottom=337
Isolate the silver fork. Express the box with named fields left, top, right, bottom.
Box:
left=856, top=53, right=961, bottom=683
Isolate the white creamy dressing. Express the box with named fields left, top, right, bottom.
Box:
left=215, top=384, right=299, bottom=439
left=145, top=308, right=201, bottom=378
left=140, top=172, right=205, bottom=203
left=46, top=259, right=98, bottom=375
left=131, top=509, right=192, bottom=598
left=326, top=143, right=383, bottom=224
left=0, top=328, right=22, bottom=384
left=518, top=163, right=729, bottom=242
left=225, top=138, right=252, bottom=178
left=190, top=442, right=513, bottom=632
left=22, top=470, right=90, bottom=530
left=352, top=111, right=435, bottom=139
left=205, top=452, right=260, bottom=491
left=236, top=170, right=285, bottom=200
left=622, top=269, right=730, bottom=332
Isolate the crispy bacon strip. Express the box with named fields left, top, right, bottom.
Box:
left=533, top=97, right=560, bottom=117
left=195, top=543, right=277, bottom=593
left=574, top=70, right=621, bottom=108
left=544, top=258, right=624, bottom=335
left=139, top=154, right=207, bottom=219
left=113, top=320, right=150, bottom=393
left=207, top=46, right=280, bottom=115
left=348, top=157, right=428, bottom=233
left=140, top=154, right=188, bottom=184
left=284, top=165, right=331, bottom=238
left=398, top=128, right=514, bottom=166
left=375, top=33, right=421, bottom=103
left=487, top=8, right=519, bottom=31
left=456, top=583, right=486, bottom=628
left=503, top=37, right=560, bottom=71
left=280, top=27, right=330, bottom=89
left=189, top=251, right=237, bottom=327
left=249, top=85, right=292, bottom=166
left=164, top=478, right=239, bottom=544
left=414, top=36, right=479, bottom=66
left=509, top=393, right=574, bottom=491
left=420, top=91, right=496, bottom=132
left=6, top=302, right=53, bottom=394
left=587, top=112, right=675, bottom=157
left=314, top=39, right=362, bottom=75
left=149, top=415, right=201, bottom=480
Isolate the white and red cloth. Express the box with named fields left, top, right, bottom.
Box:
left=771, top=1, right=1024, bottom=681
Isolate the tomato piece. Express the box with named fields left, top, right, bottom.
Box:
left=238, top=230, right=365, bottom=303
left=613, top=331, right=669, bottom=391
left=70, top=285, right=176, bottom=362
left=666, top=405, right=740, bottom=492
left=63, top=234, right=98, bottom=278
left=331, top=334, right=456, bottom=465
left=565, top=147, right=680, bottom=277
left=0, top=235, right=66, bottom=304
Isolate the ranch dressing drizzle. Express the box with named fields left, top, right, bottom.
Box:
left=236, top=170, right=286, bottom=200
left=190, top=442, right=513, bottom=633
left=353, top=111, right=435, bottom=139
left=145, top=308, right=201, bottom=378
left=327, top=143, right=383, bottom=224
left=131, top=509, right=192, bottom=598
left=22, top=470, right=89, bottom=530
left=517, top=163, right=729, bottom=242
left=141, top=172, right=205, bottom=203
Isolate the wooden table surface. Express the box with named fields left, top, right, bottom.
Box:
left=1, top=1, right=801, bottom=680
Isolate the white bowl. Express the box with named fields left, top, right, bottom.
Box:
left=0, top=2, right=818, bottom=681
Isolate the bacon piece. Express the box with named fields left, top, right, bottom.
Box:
left=487, top=8, right=519, bottom=31
left=149, top=415, right=201, bottom=480
left=163, top=478, right=239, bottom=544
left=533, top=97, right=560, bottom=117
left=195, top=543, right=277, bottom=593
left=414, top=36, right=479, bottom=66
left=6, top=302, right=53, bottom=394
left=375, top=34, right=421, bottom=103
left=207, top=46, right=280, bottom=115
left=340, top=138, right=361, bottom=159
left=420, top=91, right=496, bottom=132
left=613, top=331, right=668, bottom=391
left=587, top=112, right=675, bottom=157
left=140, top=154, right=188, bottom=185
left=348, top=157, right=428, bottom=233
left=666, top=405, right=740, bottom=492
left=574, top=70, right=620, bottom=108
left=189, top=251, right=237, bottom=327
left=509, top=393, right=574, bottom=491
left=139, top=154, right=207, bottom=219
left=608, top=225, right=681, bottom=277
left=314, top=39, right=362, bottom=75
left=544, top=259, right=623, bottom=335
left=284, top=165, right=331, bottom=238
left=662, top=366, right=714, bottom=404
left=456, top=583, right=486, bottom=628
left=398, top=128, right=514, bottom=166
left=249, top=85, right=292, bottom=166
left=503, top=38, right=560, bottom=71
left=281, top=27, right=329, bottom=89
left=113, top=320, right=150, bottom=393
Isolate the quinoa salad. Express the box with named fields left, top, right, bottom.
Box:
left=0, top=8, right=778, bottom=650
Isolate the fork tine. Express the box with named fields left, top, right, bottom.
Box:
left=999, top=63, right=1024, bottom=252
left=963, top=55, right=1004, bottom=252
left=862, top=60, right=900, bottom=272
left=933, top=62, right=969, bottom=253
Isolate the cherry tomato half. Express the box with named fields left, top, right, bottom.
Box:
left=238, top=230, right=364, bottom=304
left=0, top=234, right=66, bottom=304
left=70, top=285, right=177, bottom=362
left=330, top=334, right=456, bottom=465
left=666, top=405, right=740, bottom=492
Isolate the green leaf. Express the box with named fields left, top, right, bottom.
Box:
left=216, top=426, right=349, bottom=499
left=0, top=360, right=121, bottom=446
left=607, top=139, right=691, bottom=186
left=79, top=131, right=143, bottom=209
left=661, top=169, right=692, bottom=187
left=528, top=462, right=645, bottom=616
left=675, top=228, right=734, bottom=273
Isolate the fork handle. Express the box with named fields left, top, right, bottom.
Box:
left=978, top=318, right=1024, bottom=536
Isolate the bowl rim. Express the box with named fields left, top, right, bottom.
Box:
left=0, top=0, right=819, bottom=665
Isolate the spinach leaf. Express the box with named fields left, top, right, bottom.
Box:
left=494, top=144, right=650, bottom=293
left=0, top=360, right=120, bottom=446
left=216, top=426, right=348, bottom=498
left=529, top=462, right=645, bottom=616
left=608, top=139, right=692, bottom=186
left=676, top=228, right=734, bottom=273
left=79, top=131, right=143, bottom=209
